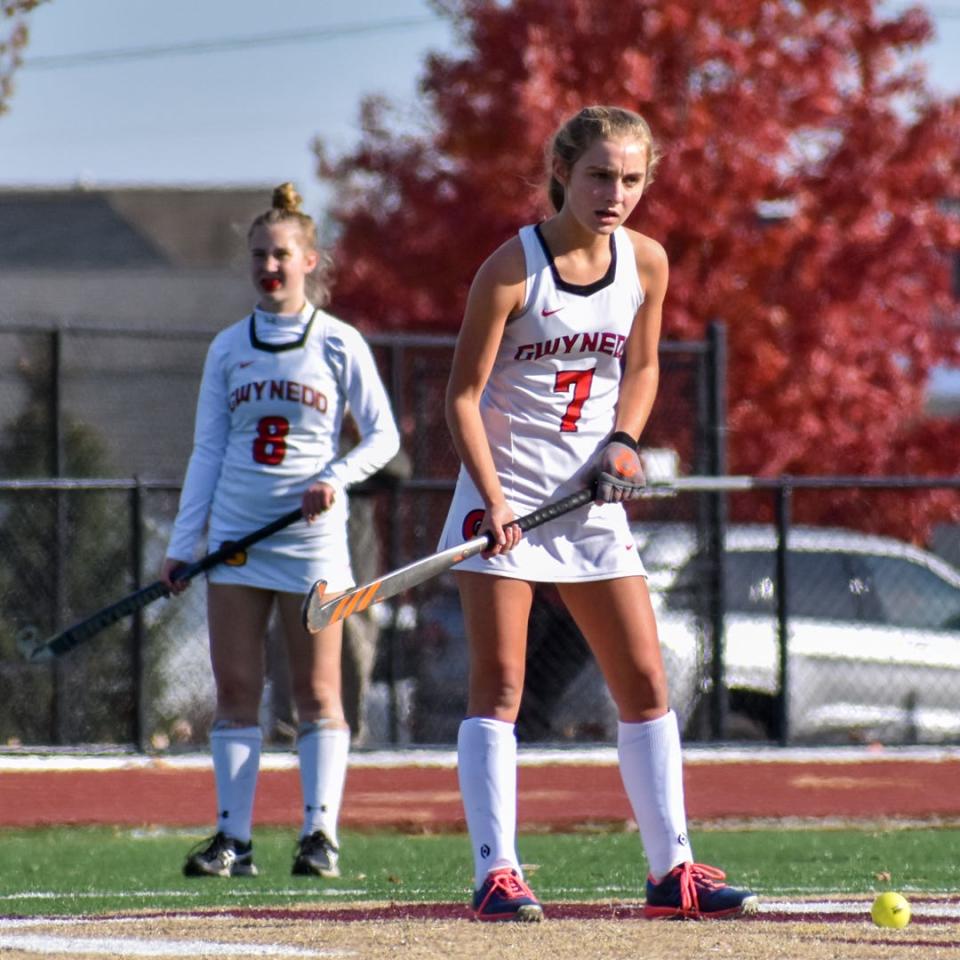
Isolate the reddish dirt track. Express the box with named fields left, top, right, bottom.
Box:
left=2, top=754, right=960, bottom=828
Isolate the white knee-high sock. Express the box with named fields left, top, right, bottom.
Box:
left=211, top=724, right=262, bottom=844
left=297, top=721, right=350, bottom=845
left=457, top=717, right=521, bottom=888
left=617, top=711, right=693, bottom=881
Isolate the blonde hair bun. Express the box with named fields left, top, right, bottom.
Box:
left=272, top=182, right=303, bottom=214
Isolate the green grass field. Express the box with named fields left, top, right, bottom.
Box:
left=1, top=824, right=955, bottom=916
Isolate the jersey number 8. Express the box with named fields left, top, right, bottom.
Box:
left=253, top=416, right=290, bottom=465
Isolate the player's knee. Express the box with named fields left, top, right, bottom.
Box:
left=214, top=677, right=263, bottom=718
left=468, top=678, right=524, bottom=721
left=609, top=670, right=669, bottom=718
left=294, top=686, right=343, bottom=722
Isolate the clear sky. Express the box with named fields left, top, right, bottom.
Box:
left=1, top=0, right=959, bottom=223
left=0, top=0, right=456, bottom=217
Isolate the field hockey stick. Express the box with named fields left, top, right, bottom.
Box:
left=303, top=485, right=597, bottom=632
left=302, top=475, right=755, bottom=632
left=20, top=507, right=304, bottom=663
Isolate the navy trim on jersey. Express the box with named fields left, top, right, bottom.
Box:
left=534, top=223, right=617, bottom=296
left=247, top=308, right=318, bottom=352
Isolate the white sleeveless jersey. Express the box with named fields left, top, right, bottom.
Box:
left=438, top=224, right=648, bottom=582
left=168, top=306, right=400, bottom=593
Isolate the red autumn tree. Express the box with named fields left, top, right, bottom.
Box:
left=316, top=0, right=960, bottom=539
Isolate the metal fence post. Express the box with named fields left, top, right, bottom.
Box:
left=774, top=480, right=792, bottom=745
left=130, top=479, right=146, bottom=752
left=50, top=328, right=68, bottom=745
left=386, top=342, right=406, bottom=744
left=706, top=321, right=729, bottom=740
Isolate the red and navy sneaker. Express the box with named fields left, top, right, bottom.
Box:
left=472, top=867, right=544, bottom=922
left=644, top=862, right=758, bottom=919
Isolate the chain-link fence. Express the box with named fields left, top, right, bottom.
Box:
left=2, top=476, right=959, bottom=751
left=0, top=323, right=725, bottom=482
left=4, top=321, right=959, bottom=750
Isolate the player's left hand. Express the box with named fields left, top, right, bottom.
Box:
left=594, top=438, right=646, bottom=503
left=303, top=482, right=336, bottom=521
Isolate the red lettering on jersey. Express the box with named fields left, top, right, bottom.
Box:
left=230, top=378, right=327, bottom=414
left=515, top=332, right=628, bottom=361
left=302, top=385, right=328, bottom=412
left=228, top=384, right=252, bottom=412
left=599, top=332, right=617, bottom=355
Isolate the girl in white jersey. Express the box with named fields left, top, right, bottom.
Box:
left=162, top=183, right=400, bottom=880
left=441, top=107, right=757, bottom=922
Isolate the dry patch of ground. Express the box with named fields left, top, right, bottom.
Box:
left=2, top=899, right=959, bottom=960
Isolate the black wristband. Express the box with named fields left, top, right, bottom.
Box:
left=608, top=431, right=638, bottom=450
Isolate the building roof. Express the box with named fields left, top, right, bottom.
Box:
left=0, top=185, right=274, bottom=269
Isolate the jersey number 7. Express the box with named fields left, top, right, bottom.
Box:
left=555, top=366, right=595, bottom=432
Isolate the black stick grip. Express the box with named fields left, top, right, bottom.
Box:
left=28, top=507, right=304, bottom=661
left=488, top=485, right=595, bottom=546
left=175, top=507, right=303, bottom=579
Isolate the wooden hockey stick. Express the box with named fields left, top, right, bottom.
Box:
left=21, top=507, right=304, bottom=663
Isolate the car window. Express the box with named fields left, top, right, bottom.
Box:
left=665, top=548, right=870, bottom=621
left=858, top=554, right=960, bottom=631
left=726, top=551, right=866, bottom=620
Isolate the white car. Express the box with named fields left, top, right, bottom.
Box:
left=410, top=524, right=960, bottom=745
left=654, top=525, right=960, bottom=743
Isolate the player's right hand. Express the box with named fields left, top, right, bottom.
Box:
left=480, top=501, right=522, bottom=557
left=302, top=481, right=336, bottom=521
left=161, top=557, right=191, bottom=594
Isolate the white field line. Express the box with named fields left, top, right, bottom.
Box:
left=0, top=917, right=354, bottom=957
left=0, top=888, right=371, bottom=902
left=0, top=933, right=350, bottom=957
left=759, top=899, right=960, bottom=919
left=3, top=744, right=960, bottom=772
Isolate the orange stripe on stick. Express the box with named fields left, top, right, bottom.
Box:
left=330, top=595, right=354, bottom=623
left=355, top=581, right=381, bottom=611
left=338, top=585, right=373, bottom=621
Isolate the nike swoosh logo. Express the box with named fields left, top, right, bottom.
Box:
left=541, top=307, right=564, bottom=316
left=238, top=360, right=255, bottom=368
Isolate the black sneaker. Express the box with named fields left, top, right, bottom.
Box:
left=183, top=832, right=257, bottom=878
left=292, top=830, right=340, bottom=878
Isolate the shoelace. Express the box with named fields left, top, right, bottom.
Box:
left=187, top=833, right=224, bottom=858
left=479, top=869, right=534, bottom=909
left=676, top=862, right=728, bottom=913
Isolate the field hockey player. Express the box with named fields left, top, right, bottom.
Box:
left=162, top=182, right=400, bottom=880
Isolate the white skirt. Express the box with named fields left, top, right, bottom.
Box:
left=206, top=505, right=355, bottom=594
left=437, top=470, right=646, bottom=583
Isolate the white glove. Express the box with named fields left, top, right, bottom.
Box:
left=595, top=432, right=646, bottom=503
